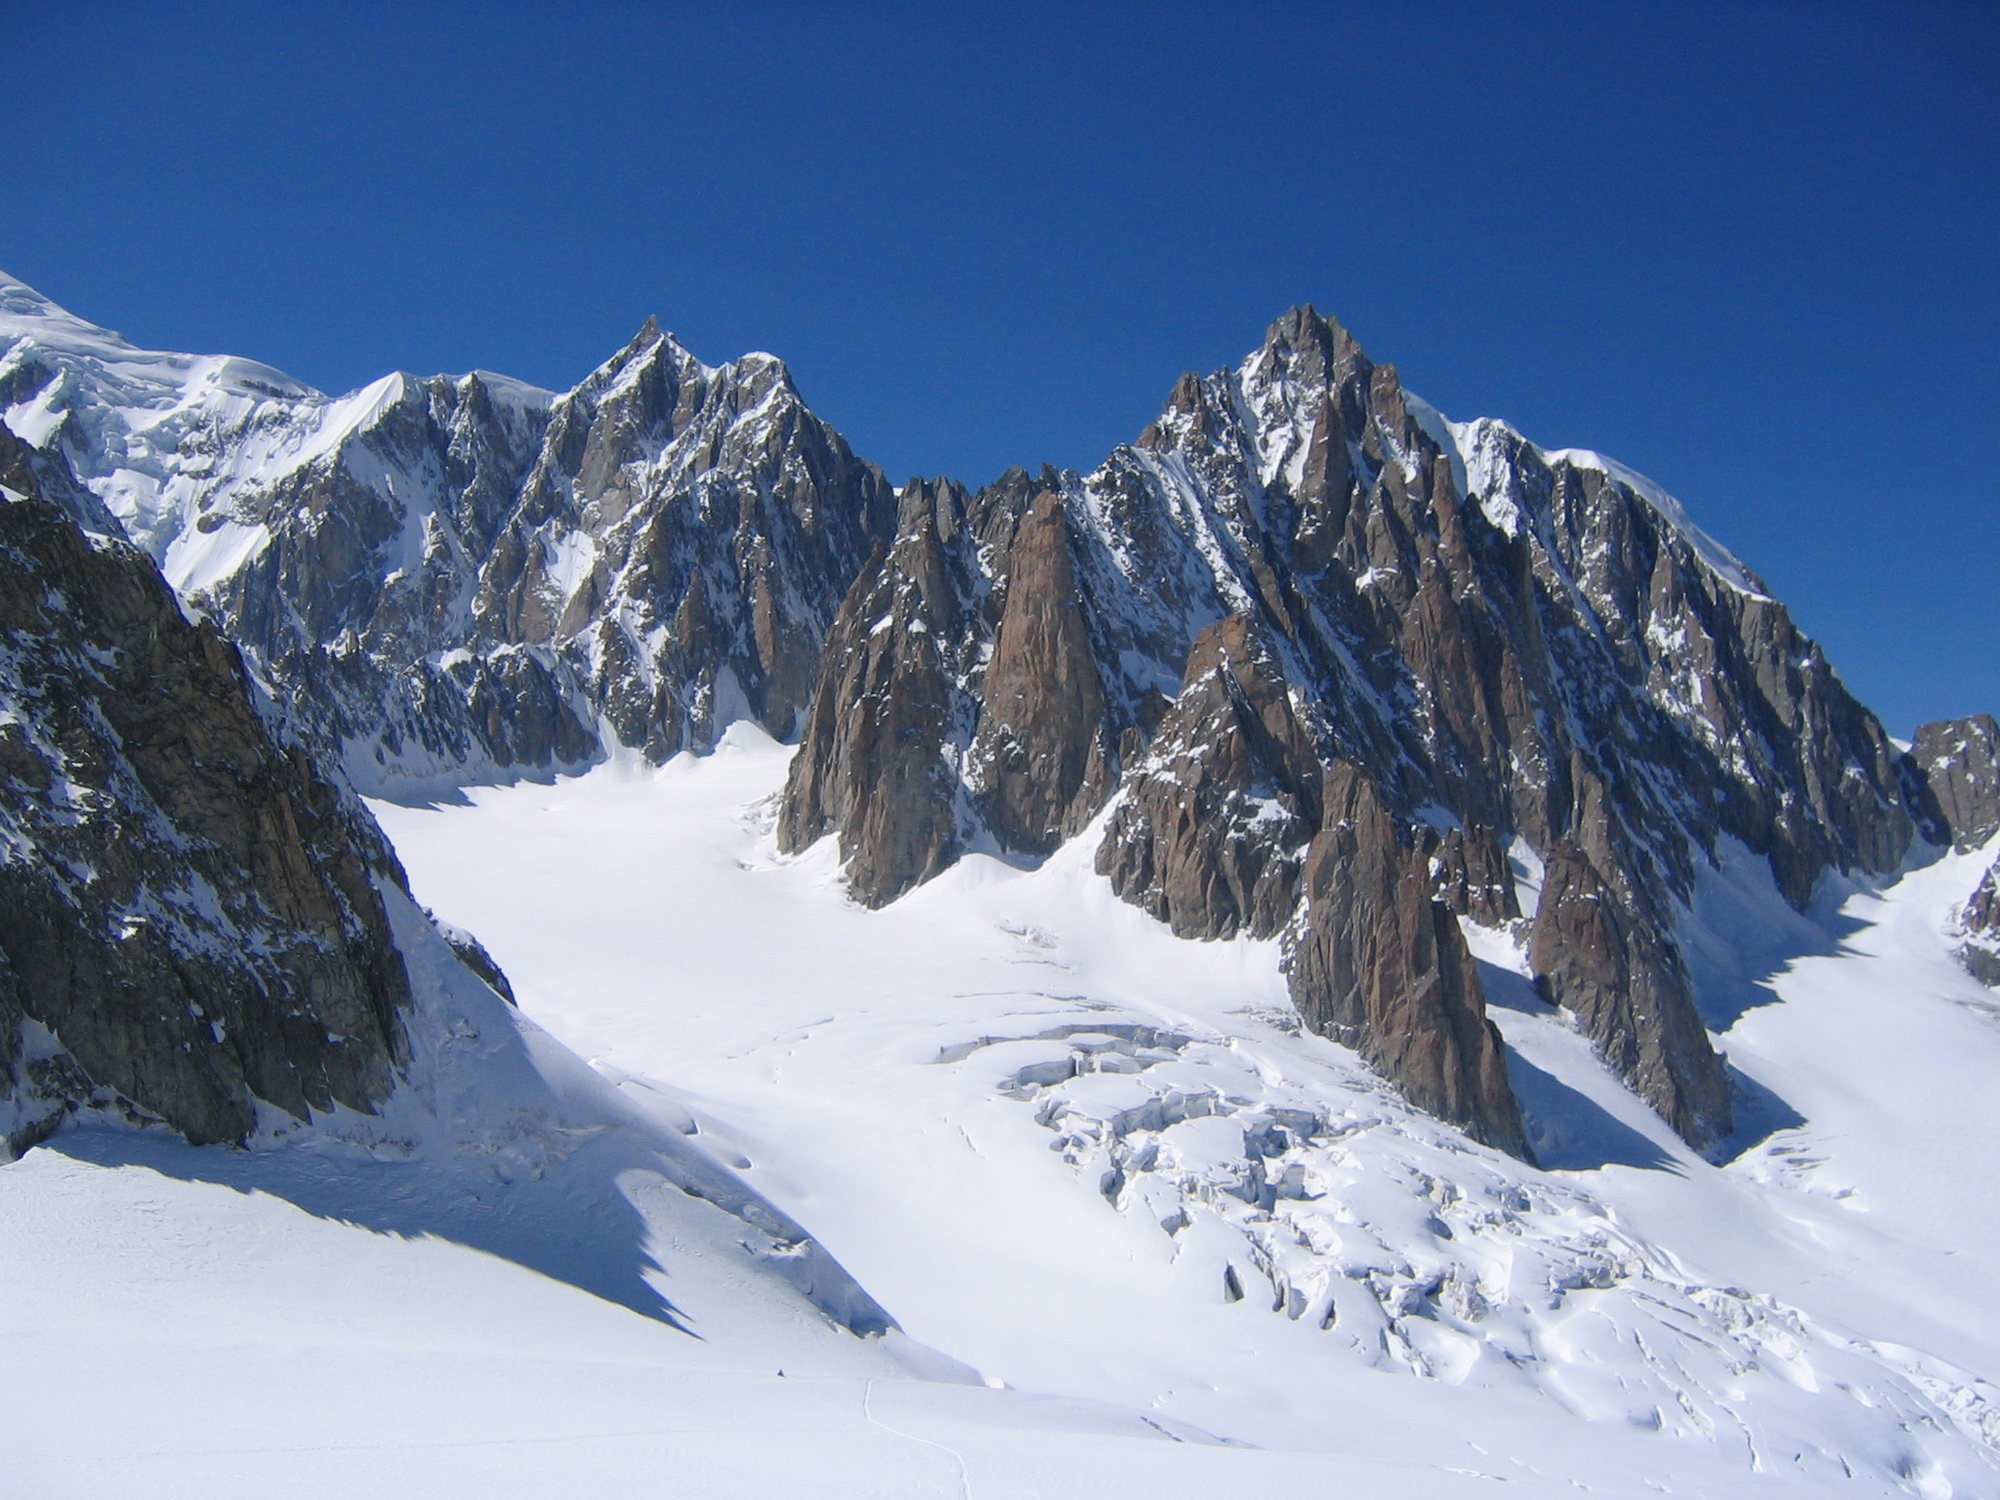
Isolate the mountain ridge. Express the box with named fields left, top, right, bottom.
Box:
left=4, top=271, right=1990, bottom=1160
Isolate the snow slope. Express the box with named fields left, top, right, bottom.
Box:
left=0, top=894, right=1714, bottom=1500
left=8, top=732, right=1996, bottom=1496
left=14, top=1133, right=1360, bottom=1499
left=9, top=877, right=1327, bottom=1498
left=354, top=729, right=2000, bottom=1496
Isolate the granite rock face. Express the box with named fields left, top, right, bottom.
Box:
left=1097, top=613, right=1319, bottom=942
left=0, top=428, right=412, bottom=1154
left=967, top=488, right=1118, bottom=855
left=1429, top=825, right=1520, bottom=927
left=779, top=468, right=1138, bottom=906
left=1955, top=857, right=2000, bottom=987
left=1287, top=764, right=1529, bottom=1158
left=1909, top=715, right=2000, bottom=851
left=482, top=326, right=895, bottom=762
left=1528, top=840, right=1731, bottom=1147
left=779, top=479, right=977, bottom=907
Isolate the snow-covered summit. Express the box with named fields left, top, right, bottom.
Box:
left=0, top=270, right=561, bottom=564
left=0, top=271, right=893, bottom=796
left=1448, top=412, right=1767, bottom=597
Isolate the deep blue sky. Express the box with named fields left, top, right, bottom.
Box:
left=5, top=2, right=1994, bottom=734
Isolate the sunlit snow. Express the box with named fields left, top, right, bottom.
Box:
left=334, top=730, right=2000, bottom=1496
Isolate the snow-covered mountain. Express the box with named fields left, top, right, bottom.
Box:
left=0, top=271, right=894, bottom=797
left=5, top=271, right=2000, bottom=1496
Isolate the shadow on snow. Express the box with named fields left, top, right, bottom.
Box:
left=44, top=1122, right=700, bottom=1331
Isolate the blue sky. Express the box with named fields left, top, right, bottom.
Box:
left=5, top=2, right=1994, bottom=733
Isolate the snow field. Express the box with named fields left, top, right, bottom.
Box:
left=353, top=729, right=2000, bottom=1495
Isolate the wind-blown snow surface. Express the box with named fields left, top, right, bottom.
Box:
left=344, top=728, right=2000, bottom=1497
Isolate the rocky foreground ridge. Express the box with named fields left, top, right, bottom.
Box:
left=0, top=424, right=425, bottom=1154
left=4, top=276, right=1992, bottom=1160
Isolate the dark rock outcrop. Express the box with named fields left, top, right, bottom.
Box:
left=1286, top=765, right=1529, bottom=1158
left=779, top=479, right=975, bottom=907
left=778, top=468, right=1142, bottom=906
left=435, top=919, right=517, bottom=1006
left=1430, top=825, right=1520, bottom=926
left=1520, top=761, right=1736, bottom=1147
left=1528, top=841, right=1732, bottom=1148
left=0, top=429, right=412, bottom=1153
left=1909, top=715, right=2000, bottom=851
left=1956, top=858, right=2000, bottom=987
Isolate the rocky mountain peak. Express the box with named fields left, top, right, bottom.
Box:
left=599, top=314, right=679, bottom=380
left=1252, top=303, right=1366, bottom=392
left=2, top=277, right=899, bottom=793
left=774, top=303, right=1935, bottom=1155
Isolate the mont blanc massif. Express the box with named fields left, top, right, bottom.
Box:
left=4, top=269, right=1999, bottom=1498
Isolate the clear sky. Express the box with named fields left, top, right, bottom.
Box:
left=5, top=1, right=1994, bottom=735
